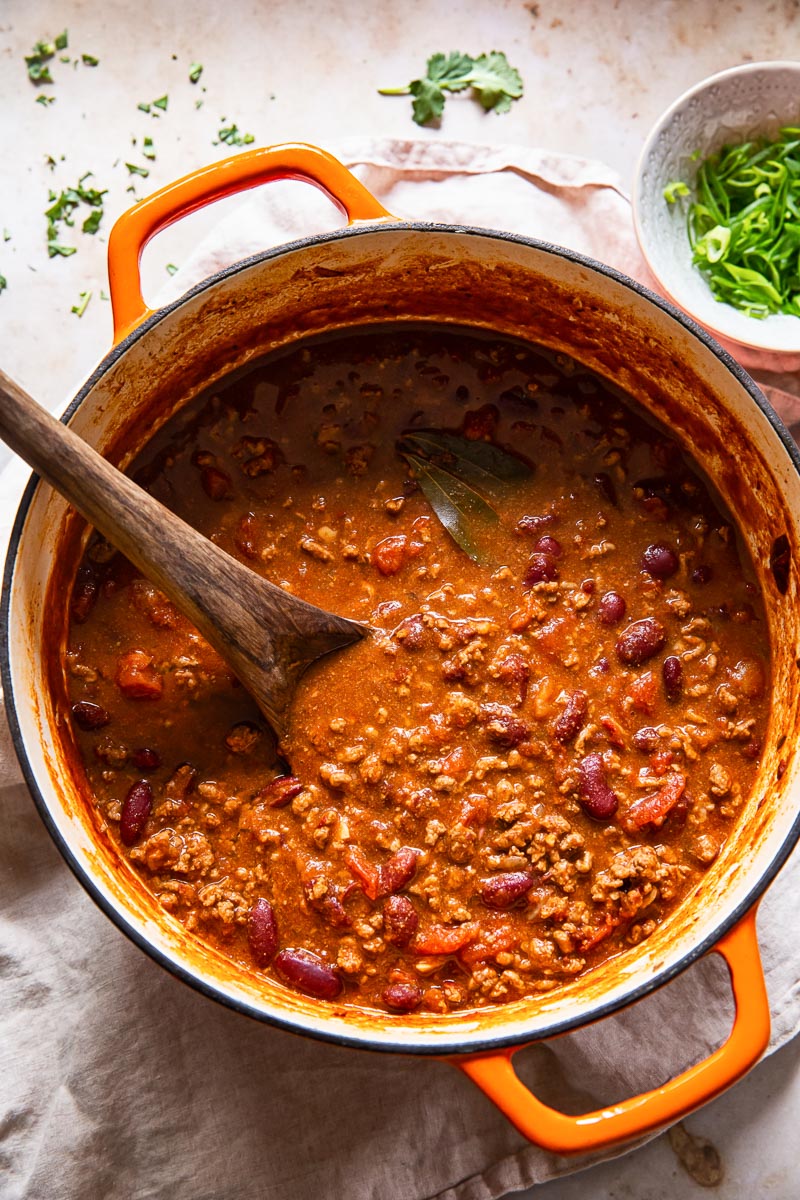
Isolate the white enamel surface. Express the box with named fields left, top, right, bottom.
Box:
left=633, top=61, right=800, bottom=354
left=6, top=225, right=800, bottom=1053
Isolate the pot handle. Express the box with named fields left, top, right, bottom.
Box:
left=455, top=907, right=769, bottom=1155
left=106, top=142, right=396, bottom=343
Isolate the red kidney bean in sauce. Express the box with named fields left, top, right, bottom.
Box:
left=63, top=325, right=771, bottom=1016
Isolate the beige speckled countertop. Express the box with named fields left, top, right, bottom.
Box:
left=2, top=2, right=800, bottom=1196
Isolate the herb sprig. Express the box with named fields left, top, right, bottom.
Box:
left=665, top=127, right=800, bottom=318
left=379, top=51, right=523, bottom=126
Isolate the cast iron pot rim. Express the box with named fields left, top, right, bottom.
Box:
left=4, top=220, right=800, bottom=1057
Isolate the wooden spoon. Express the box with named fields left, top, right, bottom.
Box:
left=0, top=368, right=369, bottom=740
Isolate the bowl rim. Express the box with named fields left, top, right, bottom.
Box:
left=4, top=218, right=800, bottom=1056
left=632, top=59, right=800, bottom=355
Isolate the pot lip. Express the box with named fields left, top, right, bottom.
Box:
left=4, top=219, right=800, bottom=1056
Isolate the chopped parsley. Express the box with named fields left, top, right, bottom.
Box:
left=25, top=39, right=56, bottom=84
left=189, top=62, right=203, bottom=83
left=55, top=30, right=68, bottom=51
left=81, top=53, right=99, bottom=67
left=45, top=173, right=106, bottom=257
left=125, top=162, right=150, bottom=177
left=35, top=94, right=56, bottom=106
left=71, top=290, right=92, bottom=317
left=216, top=124, right=255, bottom=146
left=379, top=50, right=524, bottom=126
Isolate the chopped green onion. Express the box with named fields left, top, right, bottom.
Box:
left=667, top=126, right=800, bottom=318
left=143, top=136, right=156, bottom=160
left=153, top=94, right=168, bottom=111
left=137, top=101, right=151, bottom=112
left=166, top=263, right=179, bottom=275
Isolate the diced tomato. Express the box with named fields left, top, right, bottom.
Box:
left=411, top=924, right=477, bottom=956
left=343, top=846, right=382, bottom=901
left=577, top=917, right=618, bottom=952
left=626, top=671, right=657, bottom=715
left=459, top=919, right=517, bottom=967
left=115, top=650, right=163, bottom=700
left=372, top=535, right=408, bottom=576
left=623, top=772, right=686, bottom=832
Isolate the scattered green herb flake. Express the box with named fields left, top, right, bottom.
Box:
left=380, top=49, right=523, bottom=126
left=100, top=289, right=109, bottom=301
left=138, top=101, right=151, bottom=112
left=48, top=242, right=77, bottom=258
left=216, top=123, right=255, bottom=146
left=143, top=136, right=156, bottom=160
left=3, top=229, right=10, bottom=242
left=71, top=290, right=92, bottom=317
left=189, top=62, right=203, bottom=83
left=153, top=94, right=168, bottom=111
left=667, top=127, right=800, bottom=318
left=195, top=99, right=204, bottom=109
left=0, top=275, right=7, bottom=294
left=166, top=263, right=179, bottom=275
left=35, top=94, right=56, bottom=106
left=60, top=54, right=71, bottom=63
left=82, top=208, right=103, bottom=234
left=125, top=162, right=150, bottom=177
left=82, top=53, right=99, bottom=66
left=55, top=30, right=68, bottom=50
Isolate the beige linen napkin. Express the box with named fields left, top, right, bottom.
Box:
left=2, top=137, right=800, bottom=1200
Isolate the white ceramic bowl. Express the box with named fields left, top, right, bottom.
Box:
left=633, top=61, right=800, bottom=355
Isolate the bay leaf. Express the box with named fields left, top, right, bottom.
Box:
left=401, top=451, right=499, bottom=564
left=400, top=430, right=532, bottom=502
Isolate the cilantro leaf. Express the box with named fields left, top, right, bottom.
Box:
left=153, top=94, right=168, bottom=111
left=409, top=77, right=445, bottom=126
left=380, top=49, right=524, bottom=126
left=82, top=208, right=103, bottom=234
left=55, top=30, right=68, bottom=51
left=216, top=124, right=255, bottom=146
left=126, top=162, right=150, bottom=177
left=425, top=51, right=475, bottom=91
left=468, top=52, right=524, bottom=112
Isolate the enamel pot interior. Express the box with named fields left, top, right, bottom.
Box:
left=5, top=224, right=800, bottom=1056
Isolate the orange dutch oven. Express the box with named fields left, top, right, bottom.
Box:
left=3, top=143, right=800, bottom=1156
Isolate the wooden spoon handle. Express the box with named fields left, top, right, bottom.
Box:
left=0, top=368, right=366, bottom=735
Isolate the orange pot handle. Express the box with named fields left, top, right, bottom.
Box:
left=456, top=907, right=769, bottom=1155
left=106, top=142, right=396, bottom=344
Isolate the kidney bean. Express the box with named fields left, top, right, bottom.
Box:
left=534, top=534, right=563, bottom=558
left=120, top=780, right=153, bottom=846
left=379, top=846, right=420, bottom=896
left=597, top=591, right=626, bottom=626
left=662, top=656, right=683, bottom=700
left=257, top=775, right=304, bottom=808
left=553, top=690, right=588, bottom=743
left=200, top=465, right=233, bottom=501
left=480, top=872, right=534, bottom=909
left=616, top=618, right=666, bottom=665
left=383, top=895, right=419, bottom=946
left=523, top=551, right=559, bottom=587
left=641, top=542, right=679, bottom=579
left=691, top=564, right=713, bottom=585
left=481, top=704, right=530, bottom=748
left=516, top=512, right=557, bottom=537
left=577, top=753, right=619, bottom=820
left=71, top=562, right=101, bottom=624
left=131, top=747, right=161, bottom=771
left=383, top=982, right=422, bottom=1012
left=274, top=949, right=342, bottom=1000
left=633, top=726, right=660, bottom=753
left=248, top=898, right=279, bottom=967
left=71, top=701, right=110, bottom=731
